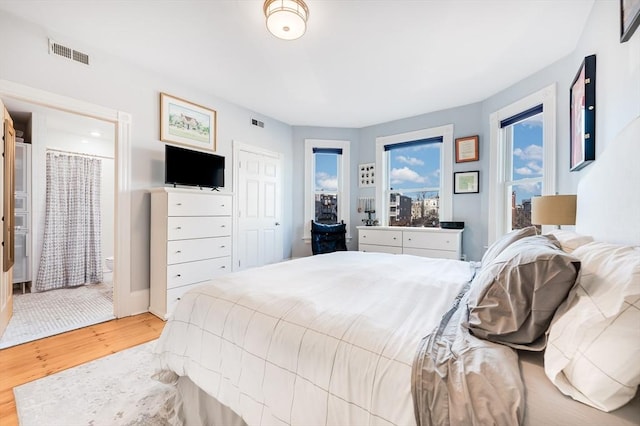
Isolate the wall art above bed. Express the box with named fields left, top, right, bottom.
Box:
left=569, top=55, right=596, bottom=172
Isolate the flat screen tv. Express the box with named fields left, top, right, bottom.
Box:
left=165, top=145, right=225, bottom=189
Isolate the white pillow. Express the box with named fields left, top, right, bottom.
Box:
left=546, top=230, right=594, bottom=254
left=544, top=242, right=640, bottom=412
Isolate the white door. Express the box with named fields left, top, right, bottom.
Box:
left=237, top=148, right=283, bottom=270
left=0, top=99, right=14, bottom=337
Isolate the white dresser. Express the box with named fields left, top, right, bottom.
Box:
left=149, top=187, right=232, bottom=319
left=357, top=226, right=464, bottom=260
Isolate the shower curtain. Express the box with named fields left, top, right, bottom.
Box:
left=35, top=152, right=103, bottom=292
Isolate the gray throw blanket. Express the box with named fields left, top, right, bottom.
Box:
left=412, top=285, right=525, bottom=425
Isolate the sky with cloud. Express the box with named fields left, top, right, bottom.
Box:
left=389, top=143, right=440, bottom=194
left=512, top=117, right=543, bottom=204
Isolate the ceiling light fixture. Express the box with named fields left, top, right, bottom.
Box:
left=90, top=131, right=101, bottom=137
left=263, top=0, right=309, bottom=41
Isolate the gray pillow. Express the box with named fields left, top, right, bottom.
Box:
left=467, top=235, right=580, bottom=350
left=481, top=226, right=538, bottom=267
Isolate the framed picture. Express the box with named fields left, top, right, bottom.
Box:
left=455, top=135, right=479, bottom=163
left=160, top=93, right=217, bottom=151
left=569, top=55, right=596, bottom=172
left=454, top=171, right=479, bottom=194
left=358, top=162, right=375, bottom=187
left=621, top=0, right=640, bottom=42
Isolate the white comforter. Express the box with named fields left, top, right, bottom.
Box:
left=154, top=251, right=475, bottom=426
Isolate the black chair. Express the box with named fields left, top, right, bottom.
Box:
left=311, top=220, right=347, bottom=255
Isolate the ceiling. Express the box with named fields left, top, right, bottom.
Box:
left=0, top=0, right=595, bottom=128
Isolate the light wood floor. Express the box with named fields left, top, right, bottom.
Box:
left=0, top=313, right=165, bottom=426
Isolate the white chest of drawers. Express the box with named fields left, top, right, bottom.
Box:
left=357, top=226, right=463, bottom=260
left=150, top=187, right=232, bottom=319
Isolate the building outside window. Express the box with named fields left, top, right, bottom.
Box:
left=304, top=139, right=350, bottom=240
left=504, top=109, right=544, bottom=231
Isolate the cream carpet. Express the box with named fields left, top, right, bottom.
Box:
left=14, top=340, right=177, bottom=426
left=0, top=283, right=115, bottom=349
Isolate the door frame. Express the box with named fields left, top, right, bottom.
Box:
left=0, top=80, right=134, bottom=317
left=232, top=140, right=283, bottom=271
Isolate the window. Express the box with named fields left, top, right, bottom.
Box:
left=313, top=148, right=340, bottom=224
left=304, top=139, right=350, bottom=239
left=375, top=125, right=453, bottom=227
left=489, top=84, right=556, bottom=243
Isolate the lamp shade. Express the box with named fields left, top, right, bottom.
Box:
left=264, top=0, right=309, bottom=40
left=531, top=195, right=577, bottom=226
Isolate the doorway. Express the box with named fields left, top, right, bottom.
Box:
left=0, top=99, right=116, bottom=348
left=0, top=80, right=135, bottom=348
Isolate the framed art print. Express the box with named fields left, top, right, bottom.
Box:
left=454, top=171, right=479, bottom=194
left=358, top=163, right=375, bottom=187
left=160, top=92, right=217, bottom=151
left=569, top=55, right=596, bottom=172
left=455, top=135, right=479, bottom=163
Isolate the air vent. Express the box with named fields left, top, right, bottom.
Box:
left=49, top=39, right=90, bottom=65
left=251, top=118, right=264, bottom=128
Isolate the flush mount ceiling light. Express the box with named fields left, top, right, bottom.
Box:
left=263, top=0, right=309, bottom=40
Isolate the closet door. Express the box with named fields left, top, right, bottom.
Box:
left=0, top=101, right=14, bottom=339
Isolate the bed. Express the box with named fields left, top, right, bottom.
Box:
left=153, top=115, right=640, bottom=426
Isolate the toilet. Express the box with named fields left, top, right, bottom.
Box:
left=104, top=256, right=114, bottom=283
left=105, top=256, right=114, bottom=271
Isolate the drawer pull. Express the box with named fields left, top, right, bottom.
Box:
left=221, top=224, right=226, bottom=228
left=220, top=245, right=226, bottom=248
left=393, top=237, right=397, bottom=240
left=176, top=226, right=182, bottom=230
left=176, top=250, right=182, bottom=253
left=176, top=273, right=182, bottom=277
left=220, top=265, right=226, bottom=269
left=176, top=203, right=182, bottom=206
left=363, top=235, right=367, bottom=238
left=408, top=238, right=412, bottom=241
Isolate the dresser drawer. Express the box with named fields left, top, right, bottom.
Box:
left=403, top=247, right=459, bottom=260
left=358, top=229, right=403, bottom=247
left=166, top=256, right=231, bottom=289
left=166, top=283, right=202, bottom=317
left=403, top=231, right=459, bottom=251
left=167, top=236, right=231, bottom=264
left=167, top=216, right=231, bottom=240
left=167, top=192, right=231, bottom=216
left=359, top=243, right=403, bottom=255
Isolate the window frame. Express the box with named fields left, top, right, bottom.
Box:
left=375, top=124, right=453, bottom=227
left=488, top=84, right=557, bottom=244
left=304, top=139, right=351, bottom=240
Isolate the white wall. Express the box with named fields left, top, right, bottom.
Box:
left=0, top=11, right=294, bottom=293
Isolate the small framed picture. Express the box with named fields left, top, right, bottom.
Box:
left=454, top=171, right=479, bottom=194
left=455, top=135, right=479, bottom=163
left=358, top=162, right=375, bottom=187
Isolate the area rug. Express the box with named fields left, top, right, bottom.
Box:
left=0, top=282, right=115, bottom=349
left=14, top=340, right=178, bottom=426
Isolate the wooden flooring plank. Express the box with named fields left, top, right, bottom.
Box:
left=0, top=312, right=165, bottom=426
